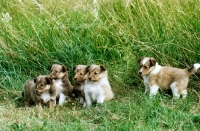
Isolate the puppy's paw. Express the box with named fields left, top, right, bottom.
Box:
left=83, top=102, right=87, bottom=108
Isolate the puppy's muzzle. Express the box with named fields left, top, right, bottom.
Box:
left=35, top=90, right=42, bottom=95
left=50, top=75, right=57, bottom=79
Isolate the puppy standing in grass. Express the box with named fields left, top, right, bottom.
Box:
left=84, top=64, right=114, bottom=107
left=23, top=75, right=56, bottom=107
left=138, top=57, right=200, bottom=99
left=50, top=64, right=74, bottom=106
left=73, top=65, right=88, bottom=105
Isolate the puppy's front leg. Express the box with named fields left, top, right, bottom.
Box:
left=35, top=102, right=43, bottom=110
left=149, top=85, right=159, bottom=98
left=79, top=97, right=85, bottom=104
left=58, top=93, right=66, bottom=105
left=143, top=77, right=150, bottom=94
left=49, top=99, right=56, bottom=107
left=97, top=94, right=105, bottom=104
left=83, top=101, right=87, bottom=107
left=85, top=94, right=92, bottom=107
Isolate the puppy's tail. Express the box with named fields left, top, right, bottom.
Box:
left=188, top=63, right=200, bottom=75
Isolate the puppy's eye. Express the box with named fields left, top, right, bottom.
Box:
left=56, top=71, right=59, bottom=74
left=144, top=66, right=149, bottom=69
left=80, top=73, right=83, bottom=76
left=94, top=72, right=98, bottom=75
left=41, top=84, right=44, bottom=87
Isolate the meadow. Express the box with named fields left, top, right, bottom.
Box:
left=0, top=0, right=200, bottom=130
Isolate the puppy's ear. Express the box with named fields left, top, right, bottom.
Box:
left=21, top=91, right=24, bottom=97
left=62, top=65, right=68, bottom=72
left=138, top=57, right=144, bottom=63
left=100, top=65, right=106, bottom=72
left=34, top=78, right=37, bottom=83
left=149, top=58, right=156, bottom=67
left=46, top=76, right=52, bottom=84
left=86, top=66, right=90, bottom=73
left=73, top=66, right=77, bottom=72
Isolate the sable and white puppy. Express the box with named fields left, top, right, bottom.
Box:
left=73, top=65, right=88, bottom=104
left=84, top=64, right=114, bottom=107
left=23, top=75, right=55, bottom=107
left=50, top=64, right=74, bottom=105
left=138, top=57, right=200, bottom=99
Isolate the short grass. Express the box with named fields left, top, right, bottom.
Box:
left=0, top=0, right=200, bottom=130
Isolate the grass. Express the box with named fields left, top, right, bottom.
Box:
left=0, top=0, right=200, bottom=130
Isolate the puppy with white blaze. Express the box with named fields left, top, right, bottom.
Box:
left=50, top=64, right=74, bottom=106
left=138, top=57, right=200, bottom=99
left=84, top=64, right=114, bottom=107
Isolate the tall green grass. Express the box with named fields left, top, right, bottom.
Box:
left=0, top=0, right=200, bottom=130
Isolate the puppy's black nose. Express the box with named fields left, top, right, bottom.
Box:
left=36, top=90, right=38, bottom=93
left=89, top=78, right=91, bottom=80
left=139, top=72, right=142, bottom=75
left=74, top=78, right=77, bottom=81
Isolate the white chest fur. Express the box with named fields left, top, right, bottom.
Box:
left=84, top=81, right=104, bottom=101
left=41, top=91, right=51, bottom=103
left=143, top=75, right=149, bottom=85
left=151, top=63, right=162, bottom=75
left=98, top=77, right=109, bottom=86
left=80, top=84, right=84, bottom=90
left=53, top=79, right=64, bottom=96
left=52, top=79, right=67, bottom=105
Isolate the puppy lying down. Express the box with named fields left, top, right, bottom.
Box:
left=22, top=75, right=55, bottom=107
